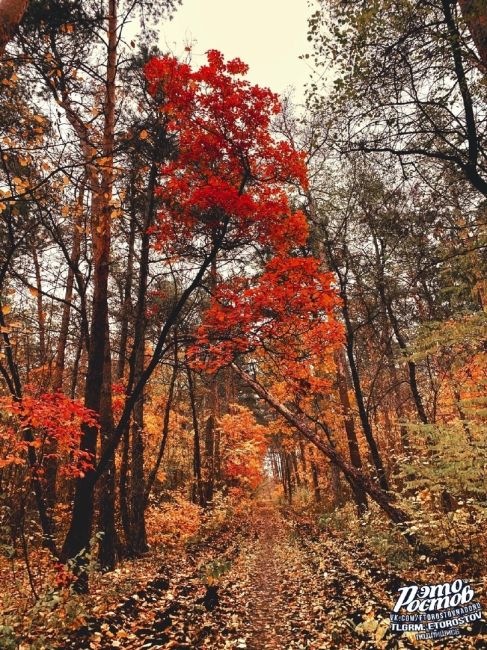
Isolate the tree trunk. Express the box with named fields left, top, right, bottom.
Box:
left=380, top=291, right=429, bottom=425
left=459, top=0, right=487, bottom=71
left=116, top=193, right=136, bottom=380
left=232, top=365, right=418, bottom=537
left=61, top=0, right=117, bottom=584
left=97, top=318, right=117, bottom=570
left=125, top=145, right=162, bottom=555
left=203, top=259, right=218, bottom=505
left=335, top=351, right=368, bottom=513
left=0, top=0, right=29, bottom=54
left=311, top=457, right=321, bottom=503
left=343, top=320, right=389, bottom=491
left=187, top=366, right=204, bottom=506
left=31, top=247, right=46, bottom=368
left=46, top=185, right=84, bottom=510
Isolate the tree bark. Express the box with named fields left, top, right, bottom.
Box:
left=232, top=364, right=416, bottom=534
left=125, top=139, right=164, bottom=556
left=335, top=351, right=368, bottom=513
left=458, top=0, right=487, bottom=71
left=187, top=365, right=204, bottom=506
left=0, top=0, right=28, bottom=54
left=31, top=247, right=46, bottom=367
left=97, top=318, right=117, bottom=571
left=46, top=185, right=85, bottom=510
left=61, top=0, right=117, bottom=582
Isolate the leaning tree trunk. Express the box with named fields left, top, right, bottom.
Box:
left=231, top=364, right=420, bottom=540
left=342, top=303, right=389, bottom=491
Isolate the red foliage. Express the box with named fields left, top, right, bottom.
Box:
left=0, top=393, right=97, bottom=477
left=145, top=50, right=342, bottom=387
left=145, top=50, right=308, bottom=256
left=189, top=256, right=343, bottom=378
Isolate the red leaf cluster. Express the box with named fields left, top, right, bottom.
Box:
left=0, top=393, right=97, bottom=477
left=189, top=257, right=343, bottom=377
left=145, top=50, right=308, bottom=255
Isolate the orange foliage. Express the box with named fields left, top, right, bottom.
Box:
left=190, top=257, right=343, bottom=385
left=218, top=405, right=268, bottom=490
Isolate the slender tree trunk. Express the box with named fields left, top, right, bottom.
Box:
left=335, top=351, right=368, bottom=513
left=119, top=427, right=130, bottom=550
left=291, top=451, right=301, bottom=487
left=97, top=318, right=117, bottom=570
left=187, top=366, right=204, bottom=506
left=298, top=439, right=309, bottom=487
left=70, top=329, right=84, bottom=398
left=31, top=248, right=46, bottom=367
left=329, top=460, right=345, bottom=508
left=61, top=0, right=117, bottom=583
left=203, top=259, right=218, bottom=505
left=204, top=386, right=216, bottom=504
left=343, top=316, right=389, bottom=491
left=311, top=457, right=321, bottom=503
left=129, top=393, right=148, bottom=555
left=125, top=146, right=162, bottom=555
left=46, top=185, right=84, bottom=510
left=144, top=356, right=178, bottom=507
left=380, top=291, right=429, bottom=425
left=117, top=203, right=135, bottom=549
left=117, top=182, right=136, bottom=381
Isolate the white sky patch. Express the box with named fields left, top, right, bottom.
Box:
left=159, top=0, right=315, bottom=100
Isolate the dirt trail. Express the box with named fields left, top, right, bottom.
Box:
left=62, top=501, right=487, bottom=649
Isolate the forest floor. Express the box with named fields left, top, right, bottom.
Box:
left=55, top=497, right=487, bottom=650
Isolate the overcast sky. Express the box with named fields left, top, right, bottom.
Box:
left=159, top=0, right=316, bottom=101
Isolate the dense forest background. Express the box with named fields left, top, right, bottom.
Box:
left=0, top=1, right=486, bottom=648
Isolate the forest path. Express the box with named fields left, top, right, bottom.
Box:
left=210, top=501, right=401, bottom=649
left=228, top=502, right=321, bottom=648
left=63, top=500, right=486, bottom=649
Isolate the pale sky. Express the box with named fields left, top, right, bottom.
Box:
left=159, top=0, right=315, bottom=101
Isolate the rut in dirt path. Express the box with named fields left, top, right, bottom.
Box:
left=244, top=504, right=313, bottom=649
